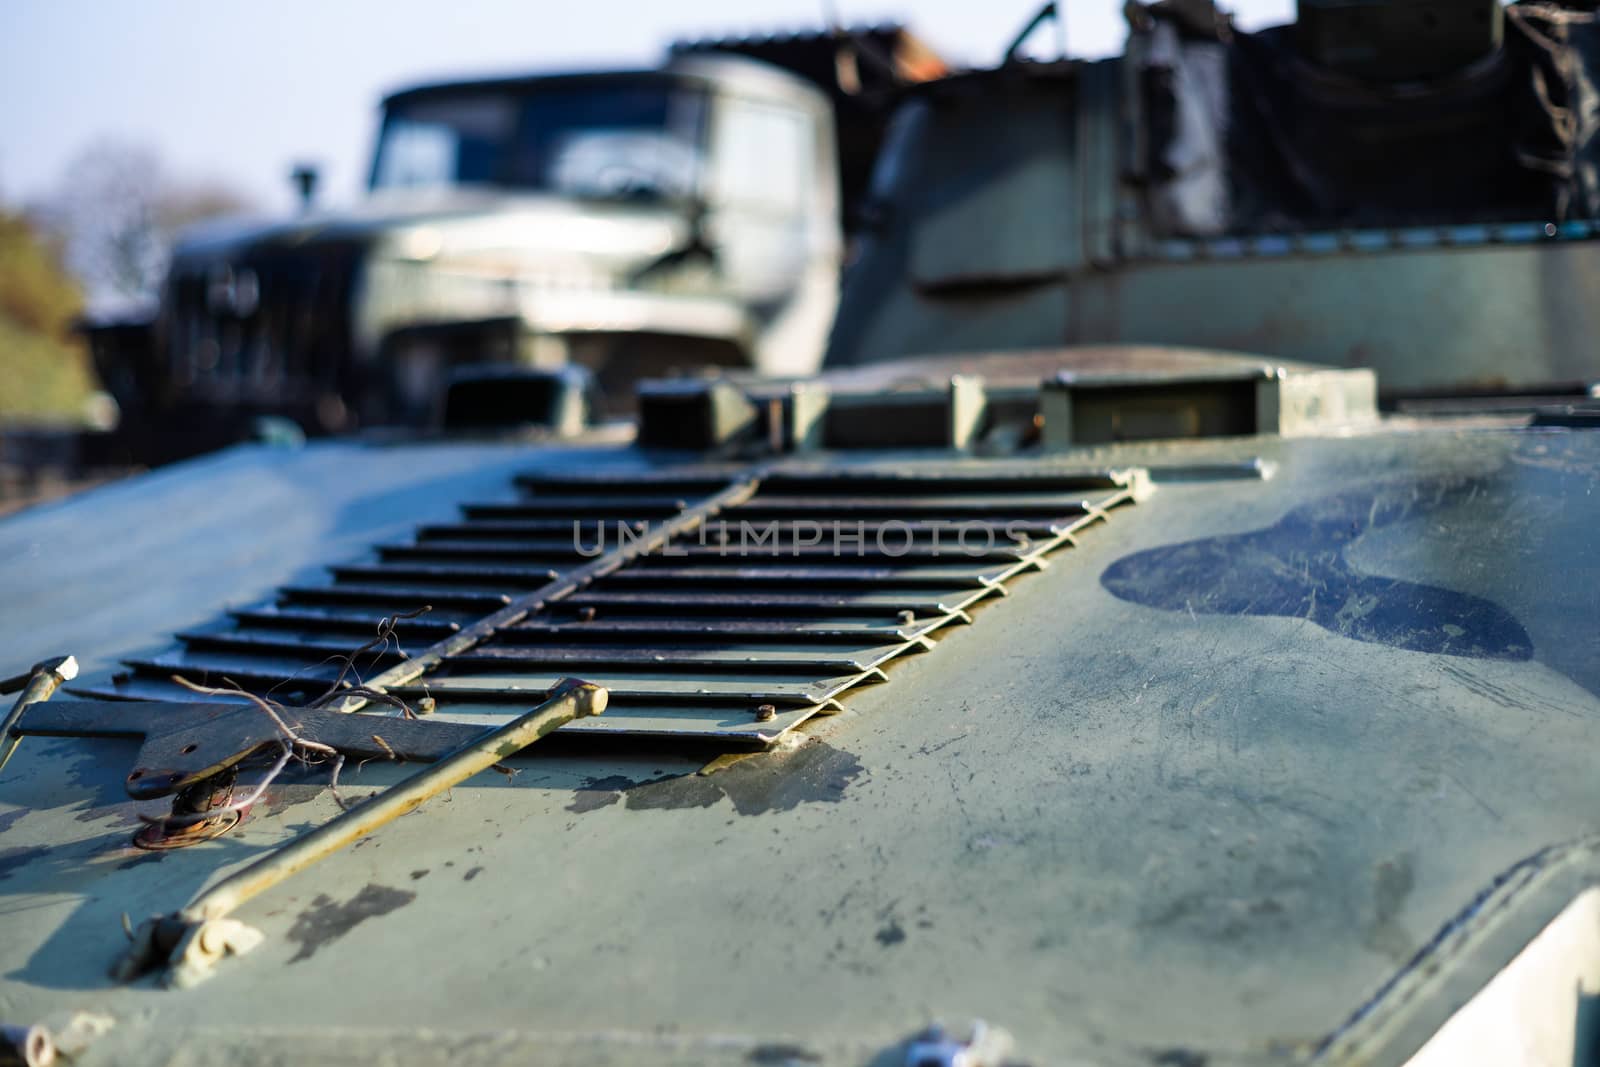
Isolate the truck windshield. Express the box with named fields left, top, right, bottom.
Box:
left=371, top=82, right=705, bottom=201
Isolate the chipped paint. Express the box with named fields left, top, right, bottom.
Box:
left=1102, top=480, right=1534, bottom=661
left=566, top=741, right=865, bottom=816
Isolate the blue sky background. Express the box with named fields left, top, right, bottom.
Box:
left=0, top=0, right=1293, bottom=215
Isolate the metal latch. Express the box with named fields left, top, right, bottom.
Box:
left=8, top=697, right=499, bottom=848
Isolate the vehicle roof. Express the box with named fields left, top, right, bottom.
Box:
left=381, top=53, right=825, bottom=110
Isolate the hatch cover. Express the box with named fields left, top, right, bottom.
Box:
left=77, top=462, right=1144, bottom=746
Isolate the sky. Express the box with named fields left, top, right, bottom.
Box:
left=0, top=0, right=1294, bottom=216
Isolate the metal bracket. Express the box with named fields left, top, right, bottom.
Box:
left=12, top=699, right=492, bottom=800
left=0, top=1022, right=54, bottom=1067
left=119, top=916, right=265, bottom=991
left=113, top=680, right=606, bottom=987
left=13, top=697, right=503, bottom=848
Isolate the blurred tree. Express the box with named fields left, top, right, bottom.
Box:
left=0, top=209, right=93, bottom=418
left=30, top=139, right=257, bottom=313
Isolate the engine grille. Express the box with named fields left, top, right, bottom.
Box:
left=163, top=242, right=363, bottom=405
left=82, top=462, right=1143, bottom=747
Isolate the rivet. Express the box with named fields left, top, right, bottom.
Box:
left=755, top=704, right=776, bottom=722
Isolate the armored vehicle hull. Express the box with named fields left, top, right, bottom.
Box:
left=0, top=346, right=1597, bottom=1065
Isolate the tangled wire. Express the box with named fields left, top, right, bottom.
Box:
left=142, top=607, right=433, bottom=834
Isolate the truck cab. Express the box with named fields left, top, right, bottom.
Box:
left=94, top=54, right=841, bottom=448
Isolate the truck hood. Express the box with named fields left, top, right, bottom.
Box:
left=170, top=187, right=686, bottom=268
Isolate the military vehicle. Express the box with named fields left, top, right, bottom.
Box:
left=82, top=28, right=943, bottom=463
left=829, top=0, right=1600, bottom=403
left=3, top=1, right=1600, bottom=1065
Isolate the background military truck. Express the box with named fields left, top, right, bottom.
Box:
left=83, top=27, right=944, bottom=463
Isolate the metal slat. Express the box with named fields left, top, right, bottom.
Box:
left=129, top=648, right=355, bottom=676
left=415, top=510, right=1121, bottom=547
left=410, top=698, right=824, bottom=743
left=423, top=517, right=1083, bottom=541
left=120, top=658, right=344, bottom=694
left=279, top=585, right=513, bottom=611
left=379, top=541, right=583, bottom=562
left=462, top=499, right=688, bottom=518
left=391, top=672, right=868, bottom=706
left=70, top=681, right=833, bottom=745
left=417, top=519, right=606, bottom=539
left=564, top=589, right=986, bottom=616
left=73, top=677, right=251, bottom=704
left=757, top=469, right=1129, bottom=491
left=230, top=606, right=468, bottom=636
left=696, top=516, right=1092, bottom=537
left=515, top=470, right=741, bottom=491
left=606, top=563, right=1013, bottom=588
left=447, top=644, right=911, bottom=673
left=666, top=542, right=1034, bottom=562
left=506, top=619, right=945, bottom=642
left=330, top=563, right=561, bottom=586
left=179, top=630, right=411, bottom=663
left=731, top=496, right=1105, bottom=517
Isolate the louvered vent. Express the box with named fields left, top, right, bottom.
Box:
left=90, top=471, right=734, bottom=704
left=82, top=464, right=1142, bottom=746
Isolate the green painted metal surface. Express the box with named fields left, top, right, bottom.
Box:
left=0, top=422, right=1596, bottom=1064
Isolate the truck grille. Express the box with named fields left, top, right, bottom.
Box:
left=163, top=242, right=363, bottom=404
left=80, top=462, right=1143, bottom=747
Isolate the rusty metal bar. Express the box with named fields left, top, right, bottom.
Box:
left=0, top=656, right=77, bottom=775
left=182, top=679, right=606, bottom=925
left=112, top=680, right=606, bottom=987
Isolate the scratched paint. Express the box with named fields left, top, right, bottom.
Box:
left=1101, top=479, right=1534, bottom=661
